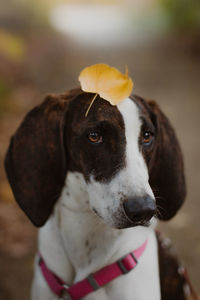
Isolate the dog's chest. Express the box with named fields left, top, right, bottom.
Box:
left=80, top=231, right=160, bottom=300
left=38, top=216, right=160, bottom=300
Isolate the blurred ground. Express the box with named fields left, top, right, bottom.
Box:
left=0, top=1, right=200, bottom=299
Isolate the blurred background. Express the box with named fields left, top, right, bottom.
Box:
left=0, top=0, right=199, bottom=298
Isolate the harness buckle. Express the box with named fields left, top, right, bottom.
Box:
left=87, top=273, right=100, bottom=290
left=59, top=285, right=72, bottom=300
left=117, top=252, right=138, bottom=274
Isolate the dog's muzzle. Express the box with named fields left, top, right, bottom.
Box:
left=123, top=195, right=156, bottom=226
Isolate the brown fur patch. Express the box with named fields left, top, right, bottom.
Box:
left=64, top=92, right=126, bottom=182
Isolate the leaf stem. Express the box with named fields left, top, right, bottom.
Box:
left=85, top=93, right=98, bottom=117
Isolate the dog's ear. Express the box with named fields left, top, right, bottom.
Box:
left=148, top=100, right=186, bottom=220
left=4, top=94, right=70, bottom=227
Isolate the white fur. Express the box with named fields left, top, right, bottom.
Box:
left=117, top=98, right=154, bottom=199
left=32, top=98, right=161, bottom=300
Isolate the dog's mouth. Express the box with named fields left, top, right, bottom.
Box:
left=113, top=211, right=154, bottom=229
left=92, top=205, right=155, bottom=230
left=118, top=216, right=153, bottom=229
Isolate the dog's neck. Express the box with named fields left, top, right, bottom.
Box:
left=38, top=172, right=156, bottom=285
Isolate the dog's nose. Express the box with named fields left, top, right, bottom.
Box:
left=123, top=195, right=156, bottom=224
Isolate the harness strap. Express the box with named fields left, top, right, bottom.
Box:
left=39, top=239, right=148, bottom=300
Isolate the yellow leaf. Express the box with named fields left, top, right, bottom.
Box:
left=78, top=63, right=133, bottom=105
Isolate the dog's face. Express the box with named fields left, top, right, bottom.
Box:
left=65, top=94, right=156, bottom=228
left=5, top=88, right=186, bottom=227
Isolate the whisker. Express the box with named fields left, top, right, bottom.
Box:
left=155, top=203, right=167, bottom=219
left=155, top=196, right=164, bottom=201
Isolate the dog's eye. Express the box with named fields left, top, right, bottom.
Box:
left=142, top=131, right=153, bottom=145
left=88, top=132, right=102, bottom=144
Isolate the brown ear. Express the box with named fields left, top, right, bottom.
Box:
left=4, top=95, right=70, bottom=227
left=148, top=101, right=186, bottom=220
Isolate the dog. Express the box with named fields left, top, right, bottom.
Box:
left=5, top=87, right=188, bottom=300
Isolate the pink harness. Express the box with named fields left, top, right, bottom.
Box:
left=39, top=239, right=148, bottom=300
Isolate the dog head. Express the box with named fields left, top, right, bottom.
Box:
left=5, top=88, right=186, bottom=228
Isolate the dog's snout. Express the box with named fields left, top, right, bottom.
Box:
left=123, top=195, right=156, bottom=225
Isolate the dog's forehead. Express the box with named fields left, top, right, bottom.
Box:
left=68, top=92, right=143, bottom=132
left=69, top=93, right=124, bottom=131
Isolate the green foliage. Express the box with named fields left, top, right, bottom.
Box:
left=0, top=79, right=9, bottom=98
left=0, top=30, right=25, bottom=62
left=160, top=0, right=200, bottom=30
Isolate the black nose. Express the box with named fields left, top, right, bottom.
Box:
left=123, top=195, right=156, bottom=224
